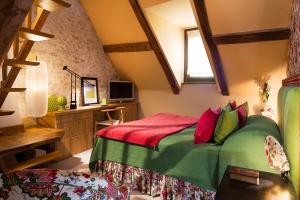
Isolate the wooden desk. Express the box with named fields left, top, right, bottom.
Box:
left=216, top=166, right=296, bottom=200
left=39, top=101, right=138, bottom=159
left=0, top=127, right=64, bottom=173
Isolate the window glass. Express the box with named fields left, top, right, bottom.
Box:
left=186, top=29, right=214, bottom=80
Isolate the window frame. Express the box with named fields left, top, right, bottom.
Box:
left=184, top=28, right=215, bottom=84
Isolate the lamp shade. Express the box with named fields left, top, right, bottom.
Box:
left=25, top=61, right=48, bottom=118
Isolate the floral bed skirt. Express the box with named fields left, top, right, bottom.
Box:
left=0, top=169, right=129, bottom=200
left=94, top=160, right=216, bottom=200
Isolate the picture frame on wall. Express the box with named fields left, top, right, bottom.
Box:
left=80, top=77, right=99, bottom=106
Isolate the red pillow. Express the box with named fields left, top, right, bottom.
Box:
left=194, top=107, right=221, bottom=144
left=230, top=100, right=237, bottom=110
left=237, top=102, right=249, bottom=128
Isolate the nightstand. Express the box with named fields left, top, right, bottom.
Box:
left=216, top=166, right=296, bottom=200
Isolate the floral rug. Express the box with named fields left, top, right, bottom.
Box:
left=94, top=160, right=216, bottom=200
left=0, top=168, right=129, bottom=200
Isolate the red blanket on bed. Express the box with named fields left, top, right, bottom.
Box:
left=96, top=113, right=198, bottom=148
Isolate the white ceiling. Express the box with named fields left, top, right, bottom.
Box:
left=145, top=0, right=197, bottom=28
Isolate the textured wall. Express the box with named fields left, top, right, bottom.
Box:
left=288, top=0, right=300, bottom=77
left=0, top=0, right=119, bottom=126
left=0, top=0, right=32, bottom=68
left=31, top=0, right=119, bottom=103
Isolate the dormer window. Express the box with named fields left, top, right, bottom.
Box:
left=184, top=28, right=215, bottom=83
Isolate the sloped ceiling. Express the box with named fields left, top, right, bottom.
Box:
left=80, top=0, right=170, bottom=91
left=145, top=0, right=197, bottom=28
left=80, top=0, right=291, bottom=93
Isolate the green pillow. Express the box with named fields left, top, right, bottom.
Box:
left=224, top=103, right=232, bottom=112
left=214, top=108, right=239, bottom=144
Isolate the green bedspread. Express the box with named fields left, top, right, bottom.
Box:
left=90, top=125, right=221, bottom=191
left=89, top=115, right=282, bottom=191
left=218, top=115, right=282, bottom=184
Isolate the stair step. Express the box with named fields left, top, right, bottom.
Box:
left=5, top=59, right=40, bottom=68
left=5, top=151, right=62, bottom=173
left=0, top=88, right=26, bottom=92
left=19, top=27, right=54, bottom=42
left=0, top=110, right=14, bottom=116
left=35, top=0, right=71, bottom=12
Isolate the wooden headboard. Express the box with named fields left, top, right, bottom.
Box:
left=281, top=75, right=300, bottom=199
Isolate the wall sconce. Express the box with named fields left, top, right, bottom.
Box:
left=25, top=61, right=48, bottom=118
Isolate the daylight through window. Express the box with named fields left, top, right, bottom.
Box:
left=185, top=29, right=214, bottom=82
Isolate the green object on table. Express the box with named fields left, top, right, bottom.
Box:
left=57, top=96, right=67, bottom=111
left=48, top=95, right=58, bottom=112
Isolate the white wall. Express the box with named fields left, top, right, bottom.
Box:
left=145, top=10, right=185, bottom=84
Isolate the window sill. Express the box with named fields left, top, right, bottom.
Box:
left=182, top=78, right=216, bottom=85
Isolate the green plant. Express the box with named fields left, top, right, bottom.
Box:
left=255, top=75, right=271, bottom=109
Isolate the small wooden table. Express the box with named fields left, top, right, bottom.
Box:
left=216, top=166, right=296, bottom=200
left=0, top=126, right=64, bottom=173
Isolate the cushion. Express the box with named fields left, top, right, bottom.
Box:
left=230, top=100, right=237, bottom=110
left=194, top=108, right=221, bottom=144
left=214, top=108, right=239, bottom=144
left=224, top=103, right=233, bottom=112
left=265, top=135, right=290, bottom=172
left=237, top=102, right=249, bottom=128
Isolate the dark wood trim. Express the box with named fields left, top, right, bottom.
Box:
left=192, top=0, right=229, bottom=95
left=129, top=0, right=180, bottom=94
left=103, top=42, right=152, bottom=53
left=213, top=28, right=290, bottom=45
left=282, top=75, right=300, bottom=86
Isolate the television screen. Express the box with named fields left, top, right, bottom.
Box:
left=109, top=81, right=134, bottom=101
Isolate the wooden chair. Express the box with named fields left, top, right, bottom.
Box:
left=94, top=107, right=126, bottom=131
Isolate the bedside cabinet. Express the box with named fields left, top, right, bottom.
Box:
left=216, top=166, right=296, bottom=200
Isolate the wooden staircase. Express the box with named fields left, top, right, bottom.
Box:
left=0, top=0, right=69, bottom=173
left=0, top=0, right=70, bottom=116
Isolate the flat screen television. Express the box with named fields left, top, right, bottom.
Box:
left=108, top=81, right=134, bottom=102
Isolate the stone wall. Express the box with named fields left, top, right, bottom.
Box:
left=31, top=0, right=119, bottom=105
left=288, top=0, right=300, bottom=77
left=0, top=0, right=119, bottom=126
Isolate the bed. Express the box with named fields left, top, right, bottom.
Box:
left=89, top=114, right=283, bottom=199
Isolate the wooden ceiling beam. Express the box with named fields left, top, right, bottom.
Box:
left=213, top=28, right=290, bottom=44
left=192, top=0, right=229, bottom=96
left=103, top=42, right=152, bottom=53
left=129, top=0, right=180, bottom=94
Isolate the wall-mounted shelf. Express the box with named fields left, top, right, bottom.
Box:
left=19, top=27, right=54, bottom=42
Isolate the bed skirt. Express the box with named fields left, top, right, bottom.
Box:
left=93, top=160, right=216, bottom=200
